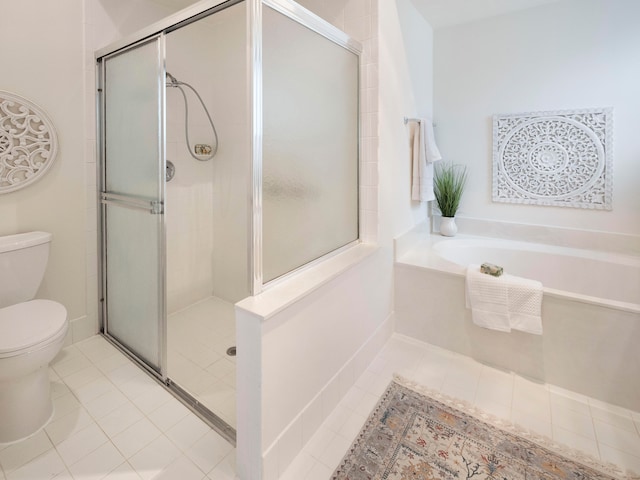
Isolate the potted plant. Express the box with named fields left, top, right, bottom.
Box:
left=433, top=162, right=468, bottom=236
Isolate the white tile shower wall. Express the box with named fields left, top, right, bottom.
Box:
left=165, top=18, right=217, bottom=313
left=165, top=181, right=215, bottom=313
left=205, top=4, right=251, bottom=303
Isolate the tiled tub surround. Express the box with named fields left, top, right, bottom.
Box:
left=394, top=220, right=640, bottom=412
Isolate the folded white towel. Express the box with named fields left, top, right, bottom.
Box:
left=507, top=275, right=543, bottom=334
left=465, top=265, right=510, bottom=332
left=410, top=118, right=442, bottom=202
left=465, top=265, right=543, bottom=334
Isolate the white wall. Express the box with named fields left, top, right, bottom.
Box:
left=0, top=0, right=88, bottom=341
left=1, top=0, right=223, bottom=342
left=378, top=0, right=434, bottom=240
left=89, top=0, right=175, bottom=46
left=434, top=0, right=640, bottom=235
left=207, top=4, right=251, bottom=303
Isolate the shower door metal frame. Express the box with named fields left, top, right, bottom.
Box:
left=95, top=0, right=363, bottom=446
left=249, top=0, right=263, bottom=296
left=95, top=0, right=363, bottom=298
left=97, top=34, right=168, bottom=381
left=250, top=0, right=363, bottom=295
left=96, top=0, right=244, bottom=446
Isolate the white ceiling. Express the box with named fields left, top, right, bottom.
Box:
left=151, top=0, right=565, bottom=29
left=151, top=0, right=198, bottom=11
left=410, top=0, right=565, bottom=29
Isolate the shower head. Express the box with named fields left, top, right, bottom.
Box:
left=165, top=72, right=219, bottom=160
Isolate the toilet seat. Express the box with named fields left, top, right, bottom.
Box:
left=0, top=299, right=67, bottom=358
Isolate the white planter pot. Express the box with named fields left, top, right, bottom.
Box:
left=440, top=216, right=458, bottom=237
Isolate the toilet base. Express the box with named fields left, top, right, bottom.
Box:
left=0, top=365, right=54, bottom=444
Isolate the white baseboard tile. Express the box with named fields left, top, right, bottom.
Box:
left=70, top=315, right=99, bottom=344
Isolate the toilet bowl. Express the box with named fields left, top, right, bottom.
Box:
left=0, top=232, right=69, bottom=444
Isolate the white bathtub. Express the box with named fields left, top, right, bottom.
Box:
left=433, top=238, right=640, bottom=311
left=394, top=233, right=640, bottom=411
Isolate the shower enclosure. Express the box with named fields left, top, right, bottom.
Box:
left=96, top=0, right=360, bottom=442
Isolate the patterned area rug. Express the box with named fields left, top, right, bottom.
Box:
left=332, top=377, right=636, bottom=480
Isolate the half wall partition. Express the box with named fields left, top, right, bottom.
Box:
left=96, top=0, right=361, bottom=446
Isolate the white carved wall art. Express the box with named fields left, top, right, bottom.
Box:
left=493, top=107, right=613, bottom=210
left=0, top=91, right=58, bottom=194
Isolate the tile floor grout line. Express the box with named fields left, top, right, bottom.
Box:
left=51, top=341, right=212, bottom=479
left=6, top=334, right=640, bottom=479
left=286, top=335, right=640, bottom=479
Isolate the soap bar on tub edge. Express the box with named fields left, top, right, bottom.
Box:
left=480, top=263, right=503, bottom=277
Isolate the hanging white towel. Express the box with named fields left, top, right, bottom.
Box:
left=410, top=118, right=442, bottom=202
left=507, top=275, right=543, bottom=335
left=465, top=265, right=543, bottom=334
left=465, top=265, right=511, bottom=332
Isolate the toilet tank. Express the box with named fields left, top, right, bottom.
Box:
left=0, top=232, right=52, bottom=308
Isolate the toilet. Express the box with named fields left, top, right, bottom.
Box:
left=0, top=231, right=68, bottom=443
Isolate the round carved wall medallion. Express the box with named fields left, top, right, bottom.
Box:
left=0, top=91, right=58, bottom=194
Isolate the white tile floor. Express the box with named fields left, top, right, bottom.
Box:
left=167, top=297, right=237, bottom=428
left=3, top=334, right=639, bottom=479
left=281, top=334, right=640, bottom=480
left=0, top=335, right=235, bottom=480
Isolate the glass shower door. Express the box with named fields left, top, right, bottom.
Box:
left=99, top=36, right=166, bottom=375
left=261, top=5, right=360, bottom=284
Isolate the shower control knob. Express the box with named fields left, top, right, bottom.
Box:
left=166, top=160, right=175, bottom=182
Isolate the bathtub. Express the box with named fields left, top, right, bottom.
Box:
left=394, top=233, right=640, bottom=411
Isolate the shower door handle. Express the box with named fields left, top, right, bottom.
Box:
left=101, top=193, right=164, bottom=215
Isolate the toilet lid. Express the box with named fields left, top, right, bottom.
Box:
left=0, top=300, right=67, bottom=355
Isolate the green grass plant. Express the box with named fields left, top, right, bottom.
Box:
left=434, top=162, right=468, bottom=217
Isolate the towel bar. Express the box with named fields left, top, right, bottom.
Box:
left=404, top=117, right=436, bottom=126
